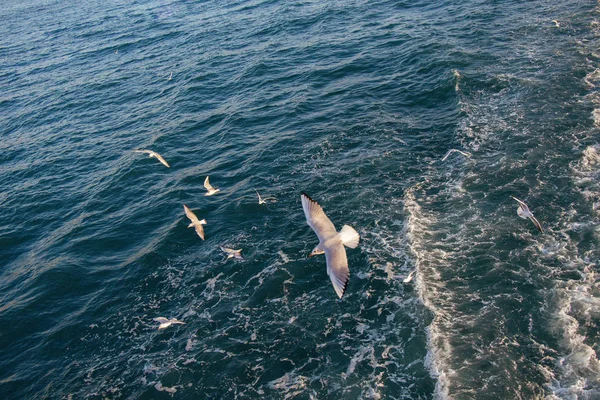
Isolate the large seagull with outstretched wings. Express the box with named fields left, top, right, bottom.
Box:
left=301, top=193, right=360, bottom=298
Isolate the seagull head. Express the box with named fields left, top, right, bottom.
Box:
left=308, top=246, right=325, bottom=258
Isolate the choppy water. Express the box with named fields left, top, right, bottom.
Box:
left=2, top=0, right=600, bottom=398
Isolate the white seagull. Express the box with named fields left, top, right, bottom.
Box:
left=153, top=317, right=185, bottom=330
left=204, top=176, right=220, bottom=196
left=134, top=149, right=170, bottom=168
left=183, top=204, right=207, bottom=240
left=301, top=193, right=360, bottom=298
left=441, top=149, right=472, bottom=162
left=403, top=270, right=416, bottom=283
left=221, top=246, right=243, bottom=260
left=512, top=196, right=543, bottom=233
left=255, top=189, right=276, bottom=205
left=452, top=69, right=461, bottom=91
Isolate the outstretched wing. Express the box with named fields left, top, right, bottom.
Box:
left=301, top=193, right=337, bottom=241
left=324, top=244, right=349, bottom=298
left=153, top=317, right=169, bottom=323
left=153, top=153, right=170, bottom=168
left=204, top=176, right=214, bottom=191
left=195, top=224, right=205, bottom=240
left=511, top=196, right=530, bottom=212
left=183, top=204, right=199, bottom=224
left=529, top=215, right=543, bottom=233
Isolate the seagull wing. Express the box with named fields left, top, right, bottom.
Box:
left=154, top=317, right=169, bottom=323
left=403, top=270, right=416, bottom=283
left=529, top=215, right=543, bottom=233
left=301, top=193, right=337, bottom=241
left=441, top=149, right=471, bottom=161
left=255, top=189, right=263, bottom=202
left=221, top=246, right=237, bottom=254
left=204, top=176, right=214, bottom=191
left=153, top=153, right=170, bottom=168
left=195, top=224, right=205, bottom=240
left=511, top=196, right=530, bottom=212
left=324, top=244, right=349, bottom=298
left=134, top=149, right=152, bottom=155
left=220, top=247, right=242, bottom=258
left=183, top=205, right=199, bottom=224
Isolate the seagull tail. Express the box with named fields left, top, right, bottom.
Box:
left=339, top=225, right=360, bottom=249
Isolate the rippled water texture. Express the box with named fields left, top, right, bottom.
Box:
left=1, top=0, right=600, bottom=399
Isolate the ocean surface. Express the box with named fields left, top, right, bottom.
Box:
left=2, top=0, right=600, bottom=398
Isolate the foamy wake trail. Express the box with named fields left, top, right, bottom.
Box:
left=548, top=278, right=600, bottom=399
left=550, top=17, right=600, bottom=392
left=547, top=146, right=600, bottom=399
left=584, top=14, right=600, bottom=128
left=404, top=181, right=451, bottom=400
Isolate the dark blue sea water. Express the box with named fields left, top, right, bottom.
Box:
left=2, top=0, right=600, bottom=398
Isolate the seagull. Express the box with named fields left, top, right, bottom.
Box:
left=204, top=176, right=220, bottom=196
left=512, top=196, right=543, bottom=233
left=153, top=317, right=185, bottom=330
left=167, top=71, right=172, bottom=81
left=301, top=193, right=360, bottom=299
left=183, top=204, right=207, bottom=240
left=441, top=149, right=472, bottom=162
left=452, top=69, right=461, bottom=91
left=403, top=270, right=416, bottom=283
left=255, top=189, right=276, bottom=205
left=134, top=149, right=170, bottom=168
left=221, top=246, right=243, bottom=260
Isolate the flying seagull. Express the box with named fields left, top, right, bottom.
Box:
left=221, top=246, right=243, bottom=260
left=183, top=204, right=207, bottom=240
left=452, top=69, right=461, bottom=91
left=441, top=149, right=472, bottom=162
left=403, top=270, right=416, bottom=283
left=134, top=149, right=170, bottom=168
left=255, top=189, right=276, bottom=205
left=301, top=193, right=360, bottom=298
left=511, top=196, right=543, bottom=233
left=153, top=317, right=185, bottom=330
left=204, top=176, right=220, bottom=196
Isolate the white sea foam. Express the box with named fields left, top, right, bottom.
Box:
left=155, top=382, right=177, bottom=393
left=185, top=336, right=195, bottom=351
left=404, top=182, right=452, bottom=400
left=201, top=272, right=224, bottom=300
left=545, top=146, right=600, bottom=398
left=267, top=371, right=310, bottom=399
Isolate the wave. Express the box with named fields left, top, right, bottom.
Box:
left=546, top=145, right=600, bottom=399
